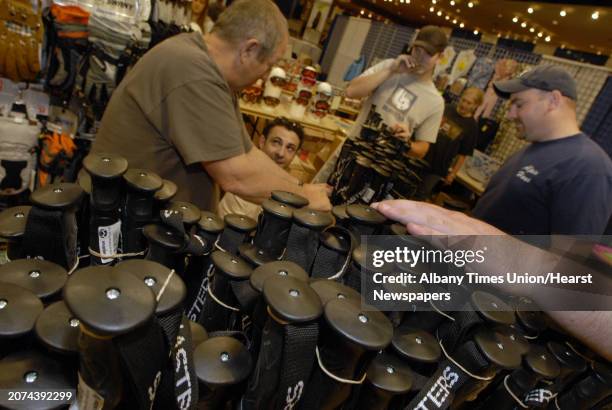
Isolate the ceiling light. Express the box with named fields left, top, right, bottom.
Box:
left=406, top=0, right=410, bottom=3
left=497, top=32, right=502, bottom=37
left=591, top=11, right=599, bottom=20
left=432, top=0, right=436, bottom=3
left=445, top=15, right=450, bottom=20
left=527, top=7, right=534, bottom=14
left=512, top=17, right=518, bottom=23
left=537, top=32, right=543, bottom=38
left=467, top=2, right=474, bottom=8
left=429, top=6, right=434, bottom=12
left=521, top=22, right=527, bottom=28
left=473, top=29, right=479, bottom=35
left=597, top=51, right=601, bottom=55
left=456, top=8, right=460, bottom=13
left=450, top=0, right=455, bottom=5
left=560, top=44, right=565, bottom=49
left=459, top=22, right=464, bottom=28
left=437, top=11, right=442, bottom=16
left=559, top=10, right=566, bottom=17
left=552, top=20, right=558, bottom=25
left=368, top=12, right=372, bottom=17
left=360, top=9, right=364, bottom=15
left=529, top=27, right=535, bottom=33
left=545, top=35, right=551, bottom=42
left=452, top=18, right=457, bottom=24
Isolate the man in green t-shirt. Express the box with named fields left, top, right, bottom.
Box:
left=92, top=0, right=331, bottom=212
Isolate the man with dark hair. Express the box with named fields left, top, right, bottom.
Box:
left=472, top=65, right=612, bottom=235
left=219, top=117, right=304, bottom=219
left=345, top=25, right=448, bottom=159
left=92, top=0, right=331, bottom=212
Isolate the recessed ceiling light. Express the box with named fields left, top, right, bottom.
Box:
left=545, top=35, right=551, bottom=42
left=529, top=27, right=535, bottom=33
left=521, top=22, right=527, bottom=28
left=452, top=18, right=457, bottom=24
left=537, top=32, right=543, bottom=37
left=591, top=11, right=599, bottom=20
left=497, top=32, right=502, bottom=37
left=467, top=2, right=474, bottom=8
left=560, top=44, right=566, bottom=49
left=432, top=0, right=436, bottom=4
left=450, top=0, right=455, bottom=5
left=429, top=6, right=434, bottom=12
left=527, top=7, right=534, bottom=14
left=360, top=9, right=364, bottom=15
left=445, top=15, right=450, bottom=20
left=406, top=0, right=411, bottom=3
left=473, top=29, right=479, bottom=34
left=437, top=10, right=442, bottom=16
left=456, top=8, right=460, bottom=13
left=459, top=22, right=465, bottom=28
left=597, top=51, right=601, bottom=55
left=552, top=20, right=558, bottom=25
left=368, top=12, right=372, bottom=17
left=560, top=10, right=566, bottom=17
left=512, top=17, right=518, bottom=23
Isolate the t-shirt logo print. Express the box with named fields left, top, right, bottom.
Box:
left=516, top=165, right=539, bottom=183
left=384, top=86, right=418, bottom=122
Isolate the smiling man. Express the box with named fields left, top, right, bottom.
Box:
left=472, top=65, right=612, bottom=235
left=218, top=117, right=304, bottom=219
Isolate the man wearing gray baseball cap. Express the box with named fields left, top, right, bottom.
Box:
left=471, top=65, right=612, bottom=235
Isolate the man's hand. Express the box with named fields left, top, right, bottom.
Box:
left=302, top=183, right=332, bottom=211
left=371, top=199, right=503, bottom=236
left=389, top=55, right=417, bottom=74
left=390, top=123, right=413, bottom=142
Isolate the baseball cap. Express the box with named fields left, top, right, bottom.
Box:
left=412, top=26, right=448, bottom=55
left=493, top=65, right=577, bottom=100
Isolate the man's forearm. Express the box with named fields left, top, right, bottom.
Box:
left=205, top=147, right=303, bottom=205
left=345, top=67, right=392, bottom=99
left=408, top=141, right=430, bottom=159
left=449, top=155, right=466, bottom=178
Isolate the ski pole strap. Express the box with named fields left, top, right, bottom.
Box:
left=436, top=308, right=482, bottom=353
left=23, top=206, right=77, bottom=269
left=185, top=258, right=215, bottom=323
left=242, top=316, right=319, bottom=410
left=310, top=226, right=356, bottom=280
left=274, top=322, right=319, bottom=410
left=114, top=318, right=169, bottom=409
left=405, top=340, right=492, bottom=410
left=284, top=223, right=319, bottom=272
left=153, top=315, right=199, bottom=410
left=216, top=227, right=247, bottom=254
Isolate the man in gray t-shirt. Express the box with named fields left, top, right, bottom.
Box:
left=346, top=25, right=447, bottom=159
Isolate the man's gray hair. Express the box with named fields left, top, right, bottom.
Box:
left=212, top=0, right=288, bottom=61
